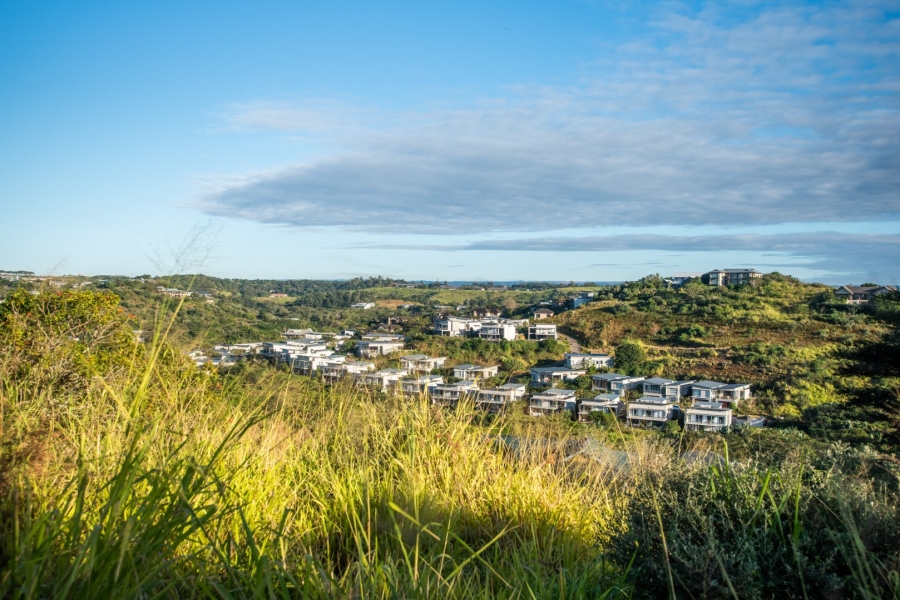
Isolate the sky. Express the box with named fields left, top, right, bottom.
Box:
left=1, top=0, right=899, bottom=284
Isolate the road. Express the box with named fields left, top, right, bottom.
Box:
left=558, top=332, right=582, bottom=353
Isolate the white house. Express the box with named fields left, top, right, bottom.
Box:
left=351, top=302, right=376, bottom=309
left=529, top=388, right=577, bottom=417
left=663, top=380, right=695, bottom=401
left=478, top=323, right=517, bottom=342
left=528, top=324, right=558, bottom=341
left=431, top=382, right=479, bottom=407
left=578, top=394, right=624, bottom=423
left=530, top=366, right=586, bottom=387
left=320, top=360, right=375, bottom=381
left=453, top=364, right=500, bottom=381
left=399, top=375, right=444, bottom=397
left=358, top=369, right=408, bottom=392
left=433, top=316, right=478, bottom=337
left=357, top=340, right=405, bottom=358
left=400, top=354, right=447, bottom=373
left=564, top=353, right=613, bottom=369
left=685, top=401, right=732, bottom=432
left=626, top=396, right=680, bottom=427
left=476, top=383, right=527, bottom=413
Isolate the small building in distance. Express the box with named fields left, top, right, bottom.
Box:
left=685, top=401, right=732, bottom=432
left=351, top=302, right=376, bottom=309
left=565, top=352, right=613, bottom=370
left=705, top=269, right=763, bottom=287
left=626, top=396, right=680, bottom=427
left=691, top=380, right=751, bottom=408
left=479, top=323, right=517, bottom=342
left=834, top=285, right=897, bottom=304
left=531, top=307, right=554, bottom=320
left=431, top=382, right=479, bottom=408
left=530, top=366, right=586, bottom=387
left=529, top=388, right=577, bottom=417
left=453, top=364, right=500, bottom=381
left=400, top=354, right=447, bottom=373
left=578, top=394, right=624, bottom=423
left=528, top=323, right=558, bottom=341
left=476, top=383, right=527, bottom=413
left=591, top=373, right=646, bottom=395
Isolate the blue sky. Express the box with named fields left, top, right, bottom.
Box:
left=2, top=0, right=898, bottom=283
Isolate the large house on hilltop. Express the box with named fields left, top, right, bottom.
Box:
left=834, top=285, right=897, bottom=304
left=705, top=269, right=763, bottom=286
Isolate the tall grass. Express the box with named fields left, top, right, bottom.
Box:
left=1, top=292, right=899, bottom=598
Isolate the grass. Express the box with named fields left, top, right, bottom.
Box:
left=2, top=290, right=900, bottom=598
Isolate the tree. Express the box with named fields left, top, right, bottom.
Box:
left=615, top=341, right=646, bottom=375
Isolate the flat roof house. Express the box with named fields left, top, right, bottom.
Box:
left=531, top=366, right=586, bottom=387
left=706, top=269, right=763, bottom=287
left=399, top=375, right=444, bottom=397
left=479, top=323, right=517, bottom=342
left=528, top=323, right=558, bottom=341
left=431, top=382, right=479, bottom=407
left=434, top=316, right=479, bottom=337
left=578, top=394, right=624, bottom=423
left=400, top=354, right=447, bottom=373
left=358, top=369, right=408, bottom=392
left=357, top=340, right=405, bottom=358
left=641, top=377, right=675, bottom=396
left=529, top=388, right=577, bottom=417
left=351, top=302, right=376, bottom=309
left=476, top=383, right=527, bottom=413
left=320, top=360, right=375, bottom=381
left=691, top=380, right=751, bottom=407
left=662, top=380, right=695, bottom=401
left=591, top=373, right=646, bottom=395
left=564, top=353, right=613, bottom=369
left=453, top=364, right=500, bottom=381
left=627, top=396, right=680, bottom=427
left=685, top=401, right=732, bottom=432
left=834, top=285, right=897, bottom=304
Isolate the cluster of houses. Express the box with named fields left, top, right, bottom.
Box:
left=202, top=328, right=758, bottom=433
left=433, top=316, right=559, bottom=342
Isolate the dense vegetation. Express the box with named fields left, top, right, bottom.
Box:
left=2, top=276, right=899, bottom=597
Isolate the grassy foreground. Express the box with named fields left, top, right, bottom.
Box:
left=1, top=291, right=900, bottom=598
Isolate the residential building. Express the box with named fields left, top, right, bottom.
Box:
left=361, top=333, right=404, bottom=342
left=662, top=380, right=695, bottom=401
left=453, top=364, right=500, bottom=381
left=528, top=323, right=558, bottom=341
left=472, top=307, right=503, bottom=318
left=641, top=377, right=675, bottom=397
left=479, top=323, right=517, bottom=342
left=685, top=401, right=732, bottom=432
left=578, top=394, right=624, bottom=423
left=434, top=316, right=479, bottom=337
left=358, top=369, right=408, bottom=392
left=351, top=302, right=376, bottom=309
left=834, top=285, right=897, bottom=304
left=431, top=382, right=479, bottom=407
left=476, top=384, right=527, bottom=412
left=691, top=380, right=751, bottom=407
left=705, top=269, right=763, bottom=287
left=320, top=360, right=375, bottom=381
left=529, top=388, right=577, bottom=417
left=733, top=415, right=766, bottom=428
left=665, top=273, right=702, bottom=287
left=283, top=328, right=324, bottom=340
left=591, top=373, right=646, bottom=395
left=531, top=307, right=554, bottom=320
left=157, top=287, right=192, bottom=298
left=357, top=340, right=405, bottom=358
left=399, top=375, right=444, bottom=397
left=564, top=352, right=613, bottom=369
left=571, top=291, right=595, bottom=309
left=292, top=353, right=345, bottom=375
left=530, top=366, right=586, bottom=387
left=627, top=396, right=680, bottom=427
left=400, top=354, right=447, bottom=373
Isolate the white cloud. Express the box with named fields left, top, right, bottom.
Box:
left=196, top=1, right=900, bottom=234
